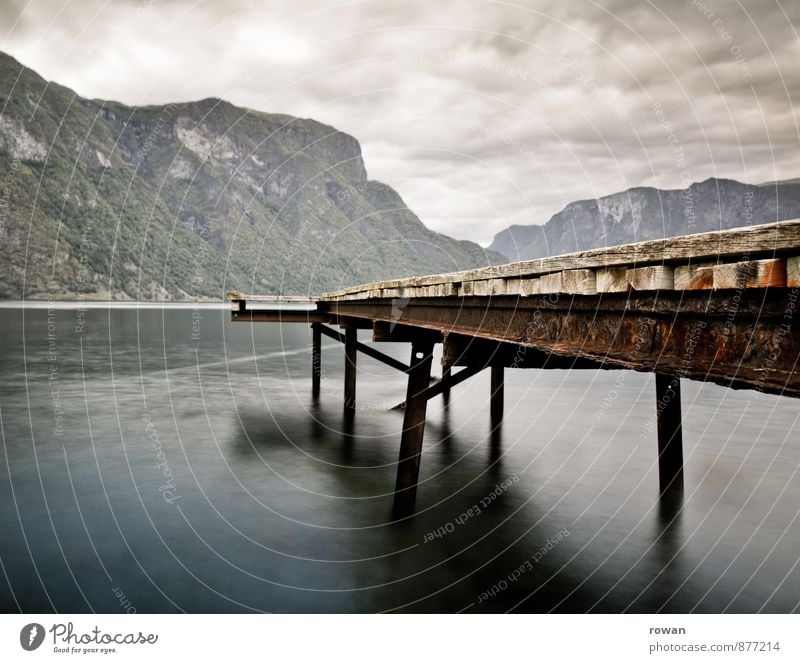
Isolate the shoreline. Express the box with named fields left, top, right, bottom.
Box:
left=0, top=300, right=229, bottom=309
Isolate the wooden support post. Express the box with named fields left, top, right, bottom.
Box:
left=318, top=324, right=411, bottom=373
left=344, top=327, right=357, bottom=410
left=311, top=323, right=321, bottom=397
left=442, top=361, right=452, bottom=406
left=490, top=364, right=504, bottom=426
left=655, top=373, right=684, bottom=496
left=393, top=338, right=435, bottom=517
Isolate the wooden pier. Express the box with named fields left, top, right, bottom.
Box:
left=230, top=219, right=800, bottom=517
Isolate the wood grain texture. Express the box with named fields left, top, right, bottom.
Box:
left=471, top=278, right=507, bottom=296
left=674, top=262, right=715, bottom=290
left=596, top=267, right=628, bottom=293
left=505, top=278, right=522, bottom=296
left=787, top=256, right=800, bottom=287
left=562, top=269, right=597, bottom=295
left=538, top=272, right=564, bottom=294
left=519, top=278, right=541, bottom=296
left=712, top=258, right=787, bottom=289
left=499, top=278, right=540, bottom=296
left=626, top=265, right=674, bottom=291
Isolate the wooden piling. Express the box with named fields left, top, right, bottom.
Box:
left=442, top=360, right=452, bottom=406
left=229, top=219, right=800, bottom=518
left=490, top=364, right=504, bottom=426
left=393, top=338, right=435, bottom=517
left=655, top=374, right=684, bottom=496
left=312, top=323, right=321, bottom=397
left=344, top=326, right=357, bottom=410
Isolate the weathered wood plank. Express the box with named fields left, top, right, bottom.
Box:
left=324, top=291, right=800, bottom=398
left=712, top=258, right=786, bottom=289
left=320, top=218, right=800, bottom=300
left=674, top=262, right=715, bottom=290
left=227, top=291, right=318, bottom=303
left=430, top=283, right=458, bottom=297
left=596, top=267, right=628, bottom=293
left=490, top=278, right=507, bottom=295
left=519, top=278, right=540, bottom=296
left=471, top=278, right=507, bottom=296
left=471, top=281, right=490, bottom=296
left=538, top=272, right=564, bottom=294
left=786, top=256, right=800, bottom=287
left=232, top=310, right=328, bottom=322
left=505, top=278, right=522, bottom=296
left=562, top=268, right=597, bottom=295
left=626, top=265, right=674, bottom=291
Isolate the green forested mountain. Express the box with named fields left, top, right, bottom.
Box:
left=0, top=51, right=502, bottom=300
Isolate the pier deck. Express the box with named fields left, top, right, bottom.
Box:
left=230, top=219, right=800, bottom=516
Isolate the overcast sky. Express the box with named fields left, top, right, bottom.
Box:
left=2, top=0, right=798, bottom=244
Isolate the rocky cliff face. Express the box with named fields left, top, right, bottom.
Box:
left=490, top=178, right=800, bottom=261
left=0, top=52, right=502, bottom=299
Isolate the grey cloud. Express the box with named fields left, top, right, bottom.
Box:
left=0, top=0, right=797, bottom=243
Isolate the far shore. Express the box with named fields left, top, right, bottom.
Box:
left=0, top=299, right=229, bottom=309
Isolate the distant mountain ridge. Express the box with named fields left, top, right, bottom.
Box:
left=489, top=178, right=800, bottom=261
left=0, top=51, right=503, bottom=300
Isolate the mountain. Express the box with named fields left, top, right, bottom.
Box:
left=489, top=178, right=800, bottom=261
left=0, top=52, right=502, bottom=300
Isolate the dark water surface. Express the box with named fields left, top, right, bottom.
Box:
left=1, top=306, right=799, bottom=613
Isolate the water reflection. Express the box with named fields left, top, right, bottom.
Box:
left=0, top=307, right=799, bottom=613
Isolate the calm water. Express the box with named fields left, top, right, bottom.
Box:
left=1, top=306, right=799, bottom=613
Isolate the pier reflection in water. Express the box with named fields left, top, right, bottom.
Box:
left=0, top=306, right=799, bottom=613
